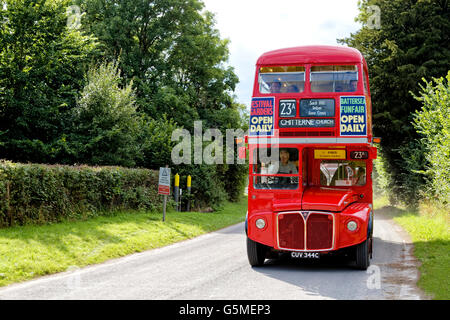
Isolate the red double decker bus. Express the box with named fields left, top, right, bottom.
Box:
left=245, top=45, right=377, bottom=269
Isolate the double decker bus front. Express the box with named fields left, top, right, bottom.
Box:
left=246, top=45, right=377, bottom=269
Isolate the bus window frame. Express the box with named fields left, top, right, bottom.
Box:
left=250, top=145, right=301, bottom=191
left=362, top=66, right=370, bottom=95
left=257, top=66, right=306, bottom=94
left=319, top=159, right=368, bottom=187
left=309, top=65, right=359, bottom=93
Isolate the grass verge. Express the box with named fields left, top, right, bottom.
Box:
left=0, top=196, right=247, bottom=287
left=374, top=197, right=449, bottom=300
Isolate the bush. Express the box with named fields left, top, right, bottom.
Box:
left=396, top=140, right=427, bottom=207
left=174, top=164, right=228, bottom=211
left=373, top=148, right=391, bottom=199
left=0, top=161, right=161, bottom=227
left=411, top=71, right=450, bottom=206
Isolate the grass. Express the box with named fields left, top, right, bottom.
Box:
left=394, top=203, right=449, bottom=300
left=374, top=196, right=449, bottom=300
left=0, top=196, right=247, bottom=287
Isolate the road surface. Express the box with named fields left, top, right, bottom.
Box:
left=0, top=211, right=428, bottom=300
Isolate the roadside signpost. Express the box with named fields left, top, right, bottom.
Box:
left=158, top=166, right=171, bottom=221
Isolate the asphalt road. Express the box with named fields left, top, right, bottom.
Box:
left=0, top=211, right=428, bottom=300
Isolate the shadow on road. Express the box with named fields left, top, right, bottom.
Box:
left=250, top=253, right=375, bottom=299
left=248, top=235, right=424, bottom=299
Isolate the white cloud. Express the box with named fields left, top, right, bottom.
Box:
left=202, top=0, right=362, bottom=106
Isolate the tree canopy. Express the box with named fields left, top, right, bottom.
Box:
left=76, top=0, right=241, bottom=131
left=0, top=0, right=98, bottom=163
left=339, top=0, right=450, bottom=202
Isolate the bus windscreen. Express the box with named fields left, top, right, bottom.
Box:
left=320, top=160, right=366, bottom=186
left=252, top=147, right=299, bottom=189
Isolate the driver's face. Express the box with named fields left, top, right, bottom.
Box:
left=280, top=151, right=289, bottom=164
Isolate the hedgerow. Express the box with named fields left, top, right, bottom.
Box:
left=0, top=161, right=161, bottom=227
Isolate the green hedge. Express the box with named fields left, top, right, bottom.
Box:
left=0, top=161, right=161, bottom=227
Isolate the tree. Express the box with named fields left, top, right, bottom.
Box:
left=137, top=114, right=178, bottom=168
left=339, top=0, right=450, bottom=203
left=76, top=0, right=239, bottom=131
left=69, top=61, right=142, bottom=167
left=0, top=0, right=98, bottom=163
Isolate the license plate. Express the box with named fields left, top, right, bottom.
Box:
left=291, top=252, right=320, bottom=259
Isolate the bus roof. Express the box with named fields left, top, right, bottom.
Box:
left=257, top=45, right=365, bottom=65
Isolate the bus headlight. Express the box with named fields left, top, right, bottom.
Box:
left=255, top=218, right=266, bottom=229
left=347, top=220, right=358, bottom=232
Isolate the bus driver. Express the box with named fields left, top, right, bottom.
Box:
left=268, top=148, right=298, bottom=175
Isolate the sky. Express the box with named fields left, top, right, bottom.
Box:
left=201, top=0, right=362, bottom=107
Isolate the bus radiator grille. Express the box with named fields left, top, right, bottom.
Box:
left=306, top=213, right=333, bottom=250
left=278, top=213, right=304, bottom=250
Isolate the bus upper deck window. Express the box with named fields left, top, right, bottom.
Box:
left=310, top=65, right=358, bottom=93
left=259, top=66, right=305, bottom=94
